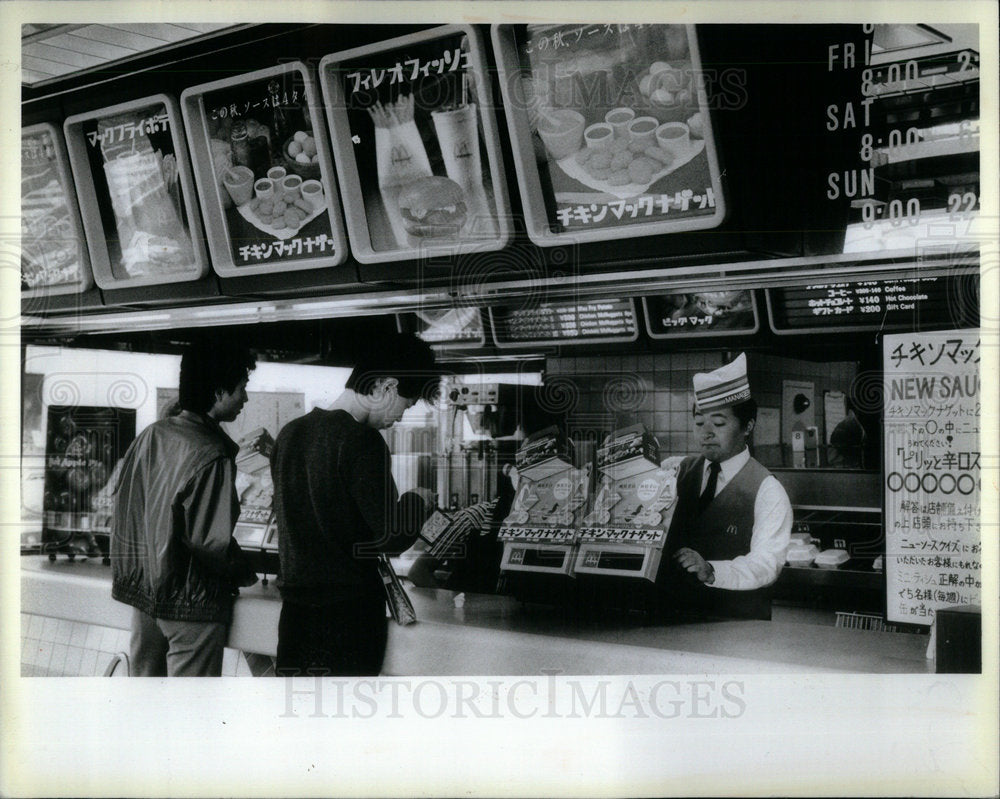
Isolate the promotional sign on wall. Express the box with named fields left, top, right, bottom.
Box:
left=883, top=330, right=980, bottom=625
left=21, top=123, right=93, bottom=298
left=320, top=25, right=511, bottom=264
left=181, top=62, right=349, bottom=277
left=493, top=23, right=726, bottom=247
left=63, top=95, right=208, bottom=289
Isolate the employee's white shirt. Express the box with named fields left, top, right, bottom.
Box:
left=699, top=447, right=793, bottom=591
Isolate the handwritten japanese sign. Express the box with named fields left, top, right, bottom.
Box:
left=884, top=330, right=981, bottom=624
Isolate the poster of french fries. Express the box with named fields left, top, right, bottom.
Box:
left=182, top=63, right=348, bottom=276
left=64, top=96, right=207, bottom=288
left=494, top=24, right=726, bottom=245
left=321, top=26, right=511, bottom=263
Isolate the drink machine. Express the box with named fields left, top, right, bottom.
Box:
left=576, top=425, right=683, bottom=584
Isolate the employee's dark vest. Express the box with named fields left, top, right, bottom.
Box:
left=660, top=454, right=773, bottom=620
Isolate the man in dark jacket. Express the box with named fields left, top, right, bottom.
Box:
left=111, top=339, right=259, bottom=676
left=271, top=333, right=437, bottom=676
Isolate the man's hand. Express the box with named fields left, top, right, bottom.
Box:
left=673, top=547, right=715, bottom=584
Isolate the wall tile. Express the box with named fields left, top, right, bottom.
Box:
left=80, top=649, right=98, bottom=676
left=64, top=646, right=84, bottom=677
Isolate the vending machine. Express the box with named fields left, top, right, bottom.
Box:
left=231, top=427, right=280, bottom=580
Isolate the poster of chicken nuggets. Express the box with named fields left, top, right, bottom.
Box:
left=181, top=62, right=349, bottom=277
left=493, top=23, right=726, bottom=246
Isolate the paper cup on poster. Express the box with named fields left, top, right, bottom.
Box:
left=253, top=178, right=274, bottom=201
left=300, top=179, right=325, bottom=210
left=267, top=166, right=287, bottom=182
left=431, top=103, right=482, bottom=188
left=656, top=121, right=691, bottom=153
left=223, top=166, right=255, bottom=206
left=604, top=107, right=635, bottom=138
left=627, top=116, right=659, bottom=147
left=281, top=174, right=303, bottom=200
left=584, top=123, right=614, bottom=149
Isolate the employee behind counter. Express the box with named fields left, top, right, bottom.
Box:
left=659, top=353, right=793, bottom=620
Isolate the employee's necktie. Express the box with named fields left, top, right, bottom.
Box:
left=698, top=461, right=721, bottom=514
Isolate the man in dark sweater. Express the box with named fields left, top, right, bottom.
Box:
left=270, top=333, right=437, bottom=675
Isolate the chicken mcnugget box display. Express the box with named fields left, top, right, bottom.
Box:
left=514, top=425, right=575, bottom=481
left=180, top=62, right=349, bottom=278
left=319, top=25, right=511, bottom=264
left=499, top=432, right=590, bottom=577
left=576, top=436, right=684, bottom=582
left=63, top=95, right=209, bottom=291
left=492, top=23, right=725, bottom=247
left=596, top=424, right=660, bottom=480
left=21, top=124, right=94, bottom=300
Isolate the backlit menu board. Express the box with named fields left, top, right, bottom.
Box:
left=64, top=95, right=208, bottom=289
left=767, top=276, right=978, bottom=334
left=644, top=290, right=758, bottom=338
left=320, top=26, right=511, bottom=263
left=883, top=330, right=981, bottom=625
left=490, top=299, right=639, bottom=347
left=397, top=308, right=486, bottom=348
left=493, top=23, right=725, bottom=247
left=21, top=124, right=92, bottom=298
left=181, top=62, right=348, bottom=277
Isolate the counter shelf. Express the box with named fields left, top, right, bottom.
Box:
left=20, top=556, right=933, bottom=675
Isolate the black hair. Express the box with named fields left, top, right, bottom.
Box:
left=691, top=398, right=758, bottom=430
left=345, top=332, right=438, bottom=400
left=178, top=338, right=257, bottom=415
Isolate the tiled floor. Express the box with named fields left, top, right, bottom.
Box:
left=20, top=612, right=275, bottom=677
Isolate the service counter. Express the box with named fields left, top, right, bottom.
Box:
left=20, top=556, right=932, bottom=675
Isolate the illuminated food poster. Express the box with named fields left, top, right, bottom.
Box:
left=493, top=23, right=726, bottom=246
left=320, top=25, right=511, bottom=263
left=398, top=307, right=486, bottom=348
left=644, top=290, right=758, bottom=338
left=21, top=124, right=92, bottom=297
left=181, top=62, right=348, bottom=277
left=42, top=405, right=136, bottom=557
left=63, top=95, right=208, bottom=288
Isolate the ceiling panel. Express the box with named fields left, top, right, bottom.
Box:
left=21, top=22, right=239, bottom=88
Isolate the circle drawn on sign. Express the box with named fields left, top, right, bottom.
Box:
left=637, top=478, right=660, bottom=503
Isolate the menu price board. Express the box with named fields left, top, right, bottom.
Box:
left=883, top=331, right=980, bottom=625
left=21, top=124, right=93, bottom=298
left=64, top=95, right=208, bottom=289
left=181, top=62, right=348, bottom=277
left=644, top=290, right=758, bottom=338
left=320, top=26, right=511, bottom=264
left=490, top=298, right=639, bottom=348
left=766, top=276, right=978, bottom=334
left=493, top=23, right=725, bottom=247
left=397, top=307, right=485, bottom=348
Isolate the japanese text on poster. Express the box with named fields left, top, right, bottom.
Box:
left=884, top=331, right=980, bottom=624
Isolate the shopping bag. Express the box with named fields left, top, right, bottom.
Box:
left=377, top=553, right=417, bottom=626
